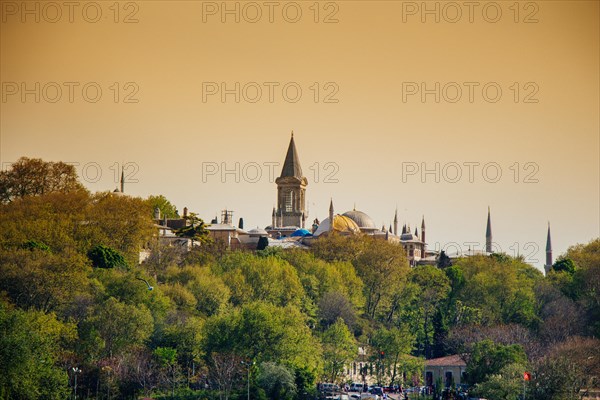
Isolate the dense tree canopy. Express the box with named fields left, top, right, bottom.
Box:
left=0, top=157, right=598, bottom=399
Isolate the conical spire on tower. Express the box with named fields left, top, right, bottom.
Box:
left=393, top=208, right=398, bottom=236
left=280, top=131, right=303, bottom=178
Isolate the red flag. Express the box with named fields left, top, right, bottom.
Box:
left=524, top=372, right=531, bottom=381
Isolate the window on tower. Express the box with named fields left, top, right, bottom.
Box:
left=285, top=191, right=294, bottom=212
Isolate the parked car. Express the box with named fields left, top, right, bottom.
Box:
left=382, top=386, right=396, bottom=393
left=320, top=383, right=340, bottom=393
left=370, top=387, right=384, bottom=396
left=349, top=383, right=365, bottom=392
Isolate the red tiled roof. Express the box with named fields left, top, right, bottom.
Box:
left=425, top=354, right=466, bottom=367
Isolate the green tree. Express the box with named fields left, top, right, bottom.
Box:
left=465, top=339, right=527, bottom=385
left=86, top=297, right=154, bottom=358
left=0, top=157, right=86, bottom=203
left=202, top=302, right=322, bottom=373
left=371, top=326, right=415, bottom=385
left=217, top=252, right=304, bottom=308
left=565, top=239, right=600, bottom=336
left=0, top=300, right=76, bottom=399
left=154, top=347, right=181, bottom=397
left=88, top=244, right=128, bottom=269
left=470, top=362, right=527, bottom=400
left=0, top=249, right=91, bottom=314
left=552, top=258, right=576, bottom=274
left=351, top=236, right=410, bottom=319
left=173, top=212, right=211, bottom=246
left=405, top=265, right=450, bottom=358
left=321, top=318, right=356, bottom=383
left=257, top=236, right=269, bottom=250
left=450, top=255, right=542, bottom=327
left=145, top=194, right=179, bottom=219
left=257, top=362, right=297, bottom=400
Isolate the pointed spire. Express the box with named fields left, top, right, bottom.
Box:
left=393, top=208, right=398, bottom=236
left=120, top=166, right=125, bottom=193
left=272, top=207, right=276, bottom=217
left=421, top=215, right=425, bottom=229
left=415, top=227, right=418, bottom=237
left=329, top=198, right=334, bottom=231
left=280, top=131, right=303, bottom=178
left=394, top=208, right=398, bottom=223
left=486, top=207, right=492, bottom=253
left=545, top=222, right=553, bottom=274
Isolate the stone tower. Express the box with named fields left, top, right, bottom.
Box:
left=275, top=132, right=308, bottom=228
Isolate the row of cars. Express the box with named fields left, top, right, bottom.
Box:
left=320, top=383, right=436, bottom=400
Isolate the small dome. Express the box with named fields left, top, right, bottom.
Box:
left=343, top=210, right=376, bottom=229
left=314, top=215, right=361, bottom=236
left=248, top=228, right=268, bottom=236
left=401, top=232, right=419, bottom=241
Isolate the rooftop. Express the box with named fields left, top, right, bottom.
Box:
left=425, top=354, right=466, bottom=367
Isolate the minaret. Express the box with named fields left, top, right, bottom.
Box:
left=275, top=131, right=308, bottom=228
left=545, top=222, right=553, bottom=275
left=328, top=198, right=334, bottom=231
left=301, top=212, right=306, bottom=229
left=120, top=167, right=125, bottom=193
left=421, top=215, right=427, bottom=255
left=486, top=207, right=492, bottom=253
left=393, top=208, right=398, bottom=236
left=272, top=207, right=277, bottom=228
left=414, top=227, right=419, bottom=237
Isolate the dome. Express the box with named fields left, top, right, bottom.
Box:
left=400, top=232, right=419, bottom=241
left=342, top=210, right=376, bottom=229
left=314, top=215, right=361, bottom=236
left=248, top=228, right=268, bottom=236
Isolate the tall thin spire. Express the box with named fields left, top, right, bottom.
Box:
left=280, top=131, right=303, bottom=178
left=545, top=222, right=553, bottom=274
left=328, top=198, right=334, bottom=231
left=120, top=166, right=125, bottom=193
left=421, top=215, right=426, bottom=245
left=393, top=208, right=398, bottom=236
left=486, top=206, right=492, bottom=253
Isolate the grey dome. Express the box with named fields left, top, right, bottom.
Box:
left=342, top=210, right=376, bottom=229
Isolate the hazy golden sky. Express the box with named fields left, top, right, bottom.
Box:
left=1, top=0, right=598, bottom=269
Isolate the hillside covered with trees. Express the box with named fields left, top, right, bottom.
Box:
left=0, top=158, right=598, bottom=400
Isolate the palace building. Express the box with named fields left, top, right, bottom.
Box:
left=265, top=132, right=431, bottom=266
